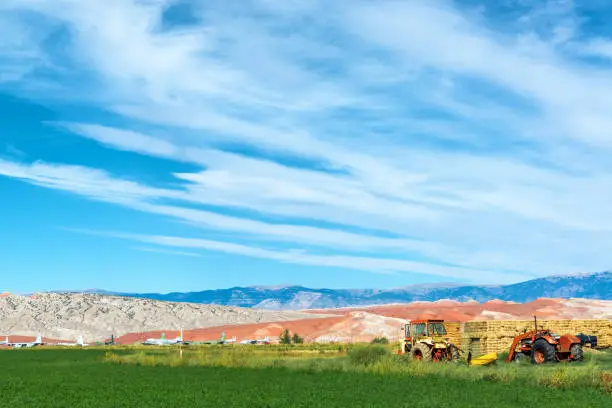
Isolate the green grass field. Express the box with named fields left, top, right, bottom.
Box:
left=1, top=347, right=611, bottom=407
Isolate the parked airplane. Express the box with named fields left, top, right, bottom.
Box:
left=185, top=332, right=230, bottom=345
left=191, top=332, right=225, bottom=345
left=239, top=336, right=270, bottom=345
left=142, top=329, right=183, bottom=346
left=186, top=332, right=236, bottom=345
left=257, top=336, right=271, bottom=345
left=55, top=336, right=88, bottom=347
left=9, top=334, right=43, bottom=348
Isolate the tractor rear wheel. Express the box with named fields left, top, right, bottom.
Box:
left=570, top=343, right=583, bottom=362
left=531, top=339, right=556, bottom=364
left=411, top=343, right=432, bottom=362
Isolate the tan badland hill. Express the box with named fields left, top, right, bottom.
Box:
left=0, top=292, right=330, bottom=343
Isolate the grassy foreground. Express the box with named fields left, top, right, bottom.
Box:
left=105, top=344, right=612, bottom=391
left=0, top=347, right=611, bottom=407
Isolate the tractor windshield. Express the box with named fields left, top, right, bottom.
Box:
left=429, top=323, right=447, bottom=335
left=412, top=323, right=426, bottom=337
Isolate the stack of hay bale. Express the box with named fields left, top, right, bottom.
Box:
left=461, top=319, right=612, bottom=355
left=442, top=322, right=463, bottom=348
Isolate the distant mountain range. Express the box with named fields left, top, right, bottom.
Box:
left=60, top=271, right=612, bottom=310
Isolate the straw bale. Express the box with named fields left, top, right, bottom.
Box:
left=461, top=319, right=612, bottom=354
left=443, top=321, right=462, bottom=346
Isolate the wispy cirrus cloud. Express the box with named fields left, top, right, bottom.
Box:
left=2, top=159, right=489, bottom=280
left=131, top=246, right=204, bottom=258
left=65, top=227, right=528, bottom=281
left=2, top=0, right=612, bottom=285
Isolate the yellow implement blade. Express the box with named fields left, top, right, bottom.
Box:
left=469, top=353, right=498, bottom=366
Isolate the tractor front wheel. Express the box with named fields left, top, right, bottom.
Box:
left=411, top=343, right=432, bottom=362
left=570, top=344, right=583, bottom=362
left=514, top=352, right=529, bottom=364
left=531, top=339, right=556, bottom=364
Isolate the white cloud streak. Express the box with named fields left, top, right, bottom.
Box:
left=131, top=246, right=204, bottom=258
left=69, top=228, right=529, bottom=282
left=2, top=0, right=612, bottom=284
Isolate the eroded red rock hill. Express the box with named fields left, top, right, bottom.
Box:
left=115, top=298, right=612, bottom=345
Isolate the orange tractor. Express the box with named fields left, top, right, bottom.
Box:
left=506, top=316, right=584, bottom=364
left=399, top=319, right=460, bottom=362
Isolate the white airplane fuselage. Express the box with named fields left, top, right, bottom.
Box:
left=143, top=329, right=183, bottom=346
left=143, top=338, right=182, bottom=346
left=9, top=335, right=43, bottom=349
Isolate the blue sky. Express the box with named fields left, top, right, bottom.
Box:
left=2, top=0, right=612, bottom=293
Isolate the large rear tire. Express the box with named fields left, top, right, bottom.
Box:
left=411, top=343, right=432, bottom=362
left=570, top=343, right=583, bottom=362
left=531, top=339, right=556, bottom=364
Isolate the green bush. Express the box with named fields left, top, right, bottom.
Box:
left=280, top=329, right=291, bottom=345
left=496, top=351, right=509, bottom=362
left=370, top=337, right=389, bottom=345
left=349, top=346, right=391, bottom=366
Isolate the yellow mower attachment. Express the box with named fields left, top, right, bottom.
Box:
left=468, top=352, right=498, bottom=366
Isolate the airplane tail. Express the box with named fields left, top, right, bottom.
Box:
left=220, top=332, right=226, bottom=342
left=77, top=336, right=84, bottom=346
left=35, top=334, right=42, bottom=344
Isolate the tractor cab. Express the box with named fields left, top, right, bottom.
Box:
left=400, top=319, right=452, bottom=355
left=404, top=319, right=447, bottom=337
left=400, top=319, right=459, bottom=362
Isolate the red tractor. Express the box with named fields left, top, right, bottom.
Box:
left=506, top=316, right=584, bottom=365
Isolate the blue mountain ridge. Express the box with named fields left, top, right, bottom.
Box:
left=62, top=271, right=612, bottom=310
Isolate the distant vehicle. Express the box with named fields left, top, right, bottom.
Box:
left=142, top=329, right=183, bottom=346
left=54, top=336, right=88, bottom=347
left=576, top=333, right=598, bottom=349
left=104, top=334, right=115, bottom=346
left=9, top=334, right=44, bottom=349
